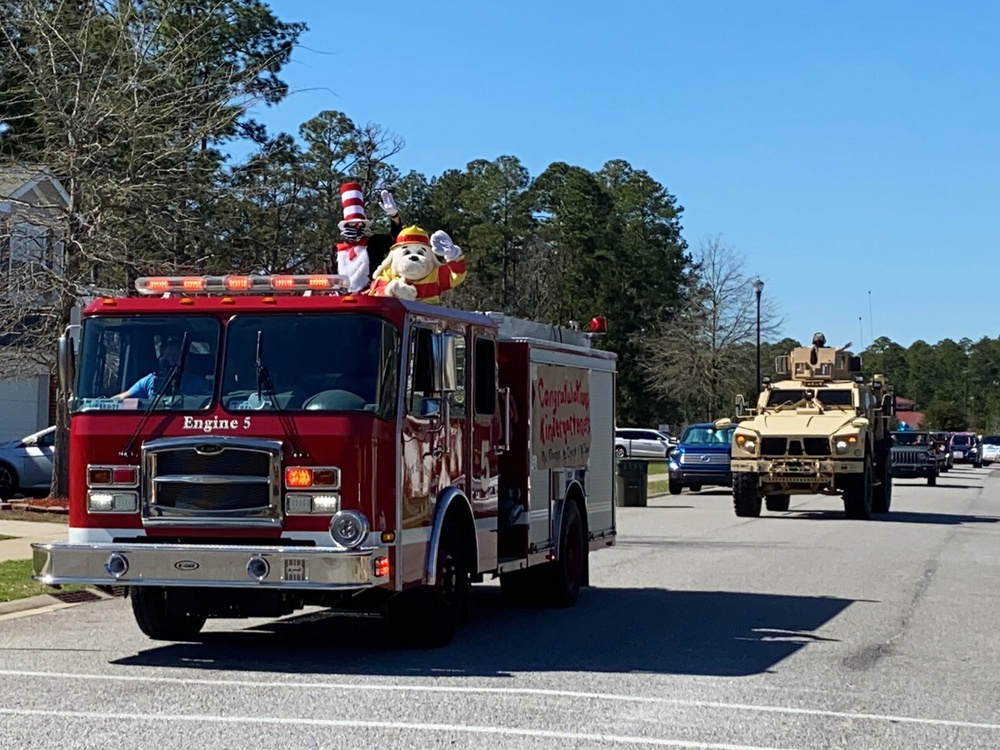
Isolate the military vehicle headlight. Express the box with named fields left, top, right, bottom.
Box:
left=735, top=434, right=757, bottom=452
left=834, top=435, right=858, bottom=454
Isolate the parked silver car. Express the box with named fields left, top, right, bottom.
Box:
left=615, top=428, right=672, bottom=458
left=0, top=425, right=55, bottom=500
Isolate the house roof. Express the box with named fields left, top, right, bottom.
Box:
left=0, top=166, right=70, bottom=204
left=898, top=411, right=925, bottom=428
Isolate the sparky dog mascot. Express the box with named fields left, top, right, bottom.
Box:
left=366, top=225, right=467, bottom=303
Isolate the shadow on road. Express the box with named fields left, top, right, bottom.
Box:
left=777, top=510, right=1000, bottom=525
left=111, top=587, right=853, bottom=679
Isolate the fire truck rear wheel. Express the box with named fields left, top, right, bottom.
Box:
left=546, top=500, right=585, bottom=608
left=732, top=473, right=762, bottom=517
left=129, top=587, right=206, bottom=641
left=389, top=518, right=470, bottom=648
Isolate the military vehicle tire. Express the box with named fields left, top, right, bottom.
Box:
left=843, top=455, right=873, bottom=520
left=872, top=457, right=892, bottom=514
left=130, top=587, right=206, bottom=641
left=733, top=473, right=761, bottom=517
left=668, top=478, right=683, bottom=495
left=764, top=494, right=790, bottom=512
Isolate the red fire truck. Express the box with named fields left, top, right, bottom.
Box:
left=33, top=274, right=617, bottom=646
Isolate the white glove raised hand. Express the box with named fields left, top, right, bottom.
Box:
left=430, top=230, right=462, bottom=261
left=379, top=189, right=399, bottom=217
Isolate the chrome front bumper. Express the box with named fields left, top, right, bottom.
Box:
left=32, top=541, right=390, bottom=590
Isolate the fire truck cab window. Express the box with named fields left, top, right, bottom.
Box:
left=221, top=313, right=399, bottom=417
left=474, top=338, right=496, bottom=416
left=72, top=315, right=220, bottom=412
left=407, top=327, right=437, bottom=414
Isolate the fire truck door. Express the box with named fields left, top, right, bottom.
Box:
left=401, top=326, right=444, bottom=535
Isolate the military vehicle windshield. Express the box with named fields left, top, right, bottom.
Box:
left=893, top=432, right=930, bottom=446
left=765, top=389, right=853, bottom=408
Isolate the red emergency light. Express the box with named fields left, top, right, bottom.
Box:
left=589, top=315, right=608, bottom=334
left=134, top=274, right=350, bottom=296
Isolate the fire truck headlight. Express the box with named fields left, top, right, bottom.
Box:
left=88, top=491, right=138, bottom=513
left=329, top=510, right=369, bottom=549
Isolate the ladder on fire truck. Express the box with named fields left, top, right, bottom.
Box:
left=482, top=312, right=604, bottom=350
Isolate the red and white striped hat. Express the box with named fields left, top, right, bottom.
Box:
left=337, top=182, right=370, bottom=230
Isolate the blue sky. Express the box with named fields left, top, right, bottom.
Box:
left=254, top=0, right=998, bottom=349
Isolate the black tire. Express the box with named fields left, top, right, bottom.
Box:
left=389, top=517, right=470, bottom=648
left=764, top=494, right=790, bottom=512
left=974, top=461, right=982, bottom=469
left=545, top=501, right=586, bottom=608
left=130, top=587, right=206, bottom=641
left=614, top=445, right=627, bottom=458
left=0, top=462, right=18, bottom=501
left=872, top=447, right=892, bottom=514
left=927, top=471, right=937, bottom=487
left=668, top=478, right=683, bottom=495
left=843, top=456, right=873, bottom=520
left=733, top=472, right=761, bottom=517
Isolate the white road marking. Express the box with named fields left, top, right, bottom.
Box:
left=0, top=669, right=998, bottom=732
left=0, top=707, right=792, bottom=750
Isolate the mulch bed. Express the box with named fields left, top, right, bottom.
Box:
left=0, top=497, right=69, bottom=515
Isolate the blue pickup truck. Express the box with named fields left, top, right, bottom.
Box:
left=667, top=422, right=736, bottom=494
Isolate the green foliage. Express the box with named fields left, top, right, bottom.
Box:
left=922, top=400, right=967, bottom=431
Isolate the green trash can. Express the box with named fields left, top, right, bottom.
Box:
left=616, top=459, right=648, bottom=507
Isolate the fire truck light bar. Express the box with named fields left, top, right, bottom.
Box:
left=134, top=275, right=350, bottom=296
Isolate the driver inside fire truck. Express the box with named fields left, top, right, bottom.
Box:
left=113, top=336, right=211, bottom=399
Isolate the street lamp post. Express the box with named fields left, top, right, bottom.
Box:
left=753, top=278, right=764, bottom=394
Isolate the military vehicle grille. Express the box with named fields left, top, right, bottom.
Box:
left=760, top=437, right=830, bottom=457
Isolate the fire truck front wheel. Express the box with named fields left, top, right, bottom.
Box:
left=129, top=587, right=206, bottom=641
left=388, top=518, right=471, bottom=648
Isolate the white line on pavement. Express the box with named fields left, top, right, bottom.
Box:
left=0, top=707, right=794, bottom=750
left=0, top=669, right=998, bottom=733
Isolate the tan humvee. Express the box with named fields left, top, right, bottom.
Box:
left=718, top=340, right=895, bottom=519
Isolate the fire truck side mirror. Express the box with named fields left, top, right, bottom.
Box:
left=434, top=333, right=459, bottom=393
left=57, top=324, right=80, bottom=397
left=419, top=397, right=442, bottom=419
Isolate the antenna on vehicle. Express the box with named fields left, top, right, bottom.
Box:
left=868, top=290, right=874, bottom=343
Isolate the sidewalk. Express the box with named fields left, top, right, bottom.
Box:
left=0, top=520, right=68, bottom=563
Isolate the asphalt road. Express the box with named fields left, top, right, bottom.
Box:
left=2, top=464, right=999, bottom=749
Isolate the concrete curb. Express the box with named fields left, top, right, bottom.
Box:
left=0, top=587, right=116, bottom=621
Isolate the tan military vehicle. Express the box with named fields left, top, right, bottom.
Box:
left=721, top=336, right=895, bottom=520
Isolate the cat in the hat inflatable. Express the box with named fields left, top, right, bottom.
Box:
left=366, top=225, right=467, bottom=304
left=331, top=182, right=403, bottom=293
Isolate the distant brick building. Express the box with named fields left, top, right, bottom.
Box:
left=894, top=396, right=924, bottom=429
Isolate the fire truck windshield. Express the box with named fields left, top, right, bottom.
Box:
left=73, top=315, right=220, bottom=413
left=220, top=313, right=399, bottom=418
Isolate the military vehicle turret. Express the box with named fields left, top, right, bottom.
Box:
left=720, top=336, right=896, bottom=519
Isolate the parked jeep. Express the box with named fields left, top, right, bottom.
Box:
left=667, top=422, right=735, bottom=494
left=890, top=430, right=938, bottom=485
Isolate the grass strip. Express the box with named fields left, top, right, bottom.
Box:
left=0, top=559, right=87, bottom=603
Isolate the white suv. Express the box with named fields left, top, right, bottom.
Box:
left=615, top=428, right=672, bottom=458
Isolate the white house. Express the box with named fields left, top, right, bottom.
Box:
left=0, top=167, right=71, bottom=443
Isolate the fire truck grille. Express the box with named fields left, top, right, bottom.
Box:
left=155, top=449, right=270, bottom=477
left=154, top=481, right=271, bottom=513
left=142, top=440, right=281, bottom=526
